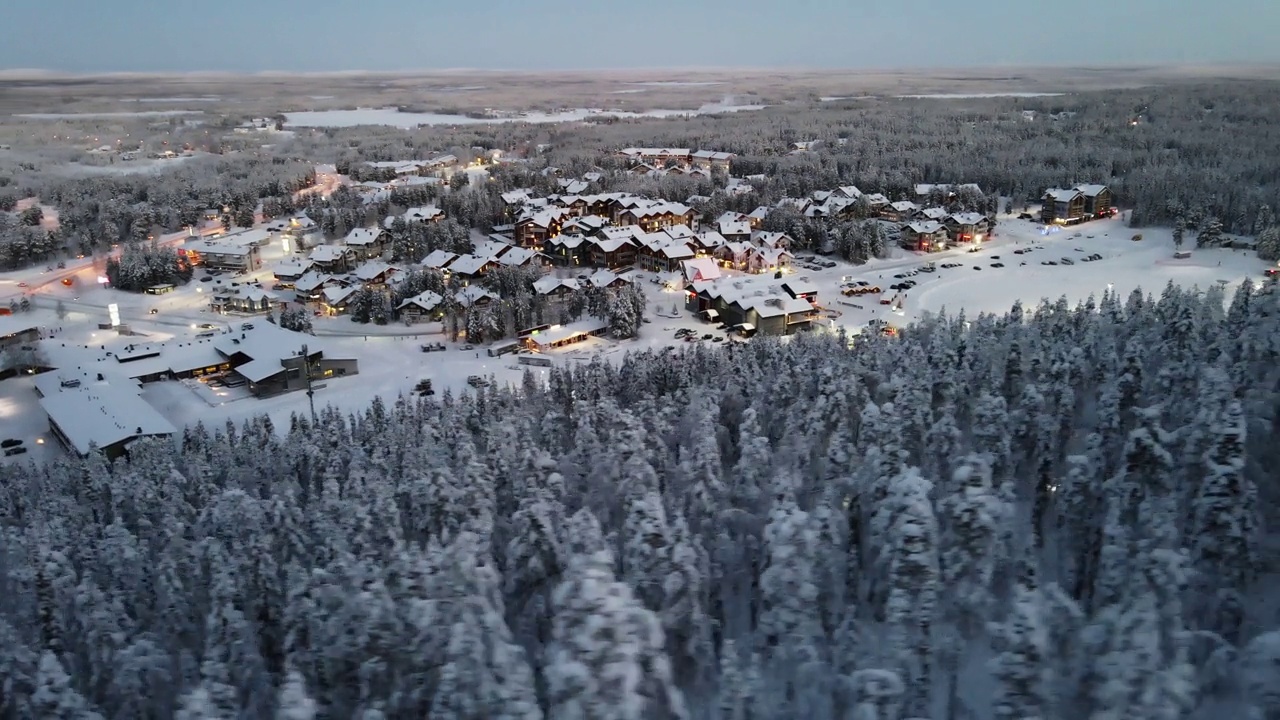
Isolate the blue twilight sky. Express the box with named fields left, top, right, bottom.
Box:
left=3, top=0, right=1278, bottom=73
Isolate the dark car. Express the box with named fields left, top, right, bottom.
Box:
left=973, top=266, right=982, bottom=270
left=991, top=263, right=1005, bottom=268
left=1042, top=260, right=1058, bottom=266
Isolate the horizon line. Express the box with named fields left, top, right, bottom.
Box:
left=3, top=61, right=1280, bottom=80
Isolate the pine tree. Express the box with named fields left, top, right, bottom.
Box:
left=988, top=583, right=1051, bottom=720
left=882, top=467, right=940, bottom=717
left=30, top=651, right=105, bottom=720
left=275, top=671, right=318, bottom=720
left=1172, top=215, right=1186, bottom=250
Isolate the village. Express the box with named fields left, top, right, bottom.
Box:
left=0, top=139, right=1273, bottom=465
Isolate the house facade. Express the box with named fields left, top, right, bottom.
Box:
left=1076, top=184, right=1114, bottom=217
left=902, top=221, right=950, bottom=251
left=1042, top=188, right=1086, bottom=224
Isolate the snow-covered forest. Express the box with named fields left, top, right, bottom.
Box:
left=3, top=277, right=1278, bottom=719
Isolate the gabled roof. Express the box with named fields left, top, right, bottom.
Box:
left=501, top=189, right=533, bottom=205
left=864, top=193, right=890, bottom=205
left=344, top=228, right=383, bottom=247
left=496, top=246, right=539, bottom=266
left=447, top=254, right=494, bottom=276
left=546, top=233, right=588, bottom=249
left=353, top=261, right=400, bottom=282
left=455, top=284, right=497, bottom=307
left=1074, top=184, right=1109, bottom=197
left=592, top=236, right=637, bottom=253
left=694, top=230, right=729, bottom=248
left=473, top=238, right=514, bottom=260
left=323, top=285, right=358, bottom=305
left=309, top=245, right=354, bottom=263
left=717, top=211, right=751, bottom=225
left=719, top=220, right=753, bottom=237
left=890, top=200, right=921, bottom=213
left=533, top=276, right=580, bottom=295
left=1044, top=188, right=1082, bottom=203
left=681, top=258, right=722, bottom=283
left=421, top=249, right=458, bottom=269
left=748, top=206, right=771, bottom=219
left=586, top=269, right=633, bottom=288
left=402, top=206, right=444, bottom=223
left=833, top=185, right=863, bottom=198
left=947, top=212, right=987, bottom=226
left=752, top=231, right=792, bottom=249
left=906, top=220, right=946, bottom=234
left=691, top=150, right=735, bottom=160
left=293, top=271, right=335, bottom=293
left=397, top=290, right=444, bottom=312
left=919, top=207, right=948, bottom=220
left=272, top=260, right=314, bottom=278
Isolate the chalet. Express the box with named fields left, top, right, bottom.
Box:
left=308, top=245, right=358, bottom=273
left=944, top=213, right=990, bottom=242
left=495, top=246, right=542, bottom=268
left=619, top=148, right=692, bottom=166
left=724, top=178, right=754, bottom=197
left=285, top=215, right=319, bottom=237
left=882, top=201, right=922, bottom=222
left=421, top=250, right=459, bottom=271
left=321, top=285, right=359, bottom=316
left=544, top=233, right=589, bottom=267
left=901, top=221, right=951, bottom=251
left=558, top=179, right=591, bottom=195
left=589, top=236, right=639, bottom=269
left=665, top=224, right=696, bottom=241
left=919, top=207, right=949, bottom=221
left=713, top=241, right=754, bottom=270
left=552, top=195, right=590, bottom=216
left=343, top=228, right=389, bottom=259
left=681, top=258, right=722, bottom=284
left=691, top=230, right=729, bottom=255
left=514, top=208, right=570, bottom=248
left=211, top=324, right=357, bottom=397
left=746, top=247, right=793, bottom=274
left=562, top=215, right=609, bottom=236
left=293, top=271, right=339, bottom=303
left=586, top=269, right=633, bottom=290
left=525, top=318, right=610, bottom=352
left=618, top=202, right=695, bottom=232
left=455, top=284, right=497, bottom=309
left=397, top=291, right=444, bottom=324
left=748, top=206, right=771, bottom=226
left=353, top=261, right=400, bottom=289
left=501, top=188, right=534, bottom=213
left=400, top=206, right=445, bottom=225
left=718, top=216, right=754, bottom=242
left=532, top=276, right=580, bottom=301
left=1075, top=184, right=1114, bottom=217
left=638, top=239, right=696, bottom=273
left=863, top=193, right=891, bottom=211
left=272, top=260, right=314, bottom=288
left=777, top=197, right=812, bottom=214
left=752, top=231, right=793, bottom=251
left=209, top=286, right=280, bottom=315
left=187, top=240, right=261, bottom=272
left=691, top=150, right=735, bottom=171
left=1041, top=188, right=1086, bottom=225
left=446, top=254, right=497, bottom=280
left=684, top=276, right=818, bottom=336
left=473, top=238, right=515, bottom=261
left=832, top=186, right=863, bottom=200
left=811, top=190, right=833, bottom=204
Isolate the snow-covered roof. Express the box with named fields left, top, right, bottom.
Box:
left=919, top=207, right=948, bottom=220
left=421, top=250, right=459, bottom=269
left=501, top=189, right=533, bottom=205
left=864, top=193, right=890, bottom=205
left=748, top=206, right=771, bottom=219
left=546, top=233, right=588, bottom=249
left=947, top=212, right=987, bottom=226
left=906, top=221, right=946, bottom=234
left=473, top=238, right=514, bottom=260
left=752, top=231, right=791, bottom=249
left=717, top=211, right=751, bottom=225
left=353, top=261, right=399, bottom=282
left=1044, top=188, right=1082, bottom=202
left=587, top=269, right=632, bottom=288
left=834, top=185, right=863, bottom=198
left=890, top=200, right=920, bottom=213
left=751, top=296, right=815, bottom=318
left=530, top=318, right=610, bottom=348
left=455, top=284, right=497, bottom=307
left=692, top=150, right=735, bottom=160
left=496, top=246, right=539, bottom=266
left=309, top=245, right=353, bottom=263
left=272, top=259, right=314, bottom=278
left=403, top=206, right=444, bottom=223
left=533, top=276, right=580, bottom=295
left=598, top=226, right=642, bottom=243
left=1074, top=184, right=1109, bottom=197
left=719, top=220, right=753, bottom=237
left=592, top=237, right=635, bottom=253
left=397, top=290, right=444, bottom=312
left=293, top=271, right=335, bottom=293
left=192, top=241, right=255, bottom=257
left=344, top=228, right=383, bottom=246
left=694, top=230, right=729, bottom=248
left=322, top=285, right=357, bottom=306
left=681, top=258, right=722, bottom=283
left=38, top=376, right=176, bottom=455
left=559, top=180, right=590, bottom=195
left=782, top=280, right=819, bottom=297
left=448, top=254, right=493, bottom=276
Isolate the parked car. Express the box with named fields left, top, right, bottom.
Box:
left=0, top=439, right=21, bottom=449
left=1018, top=213, right=1034, bottom=220
left=973, top=266, right=982, bottom=270
left=1061, top=258, right=1074, bottom=265
left=1042, top=260, right=1058, bottom=266
left=991, top=263, right=1005, bottom=268
left=460, top=344, right=474, bottom=351
left=4, top=447, right=27, bottom=457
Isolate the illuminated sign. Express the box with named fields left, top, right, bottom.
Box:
left=108, top=303, right=120, bottom=327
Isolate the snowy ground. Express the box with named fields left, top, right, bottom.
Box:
left=0, top=210, right=1269, bottom=464
left=895, top=93, right=1066, bottom=99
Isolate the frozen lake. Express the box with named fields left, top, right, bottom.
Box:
left=283, top=100, right=765, bottom=128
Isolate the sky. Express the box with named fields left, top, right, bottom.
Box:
left=3, top=0, right=1279, bottom=73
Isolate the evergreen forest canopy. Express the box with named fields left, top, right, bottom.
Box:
left=4, top=82, right=1280, bottom=270
left=2, top=278, right=1279, bottom=720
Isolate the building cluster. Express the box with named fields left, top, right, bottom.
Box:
left=1040, top=184, right=1115, bottom=225
left=32, top=323, right=357, bottom=458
